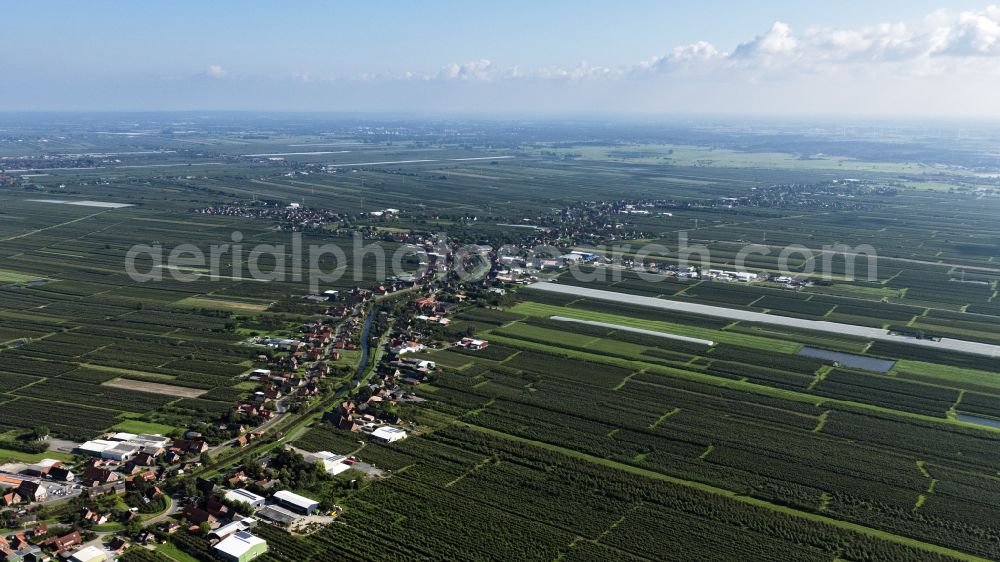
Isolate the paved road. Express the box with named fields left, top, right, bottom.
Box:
left=530, top=282, right=1000, bottom=358
left=142, top=495, right=180, bottom=527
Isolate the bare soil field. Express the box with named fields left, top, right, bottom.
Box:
left=102, top=378, right=207, bottom=398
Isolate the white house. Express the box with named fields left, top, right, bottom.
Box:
left=214, top=532, right=268, bottom=562
left=313, top=451, right=352, bottom=476
left=371, top=426, right=408, bottom=443
left=225, top=488, right=267, bottom=510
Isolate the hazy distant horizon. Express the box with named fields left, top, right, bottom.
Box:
left=5, top=110, right=1000, bottom=131
left=7, top=1, right=1000, bottom=117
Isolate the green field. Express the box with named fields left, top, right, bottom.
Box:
left=510, top=301, right=802, bottom=352
left=112, top=419, right=177, bottom=435
left=0, top=448, right=74, bottom=463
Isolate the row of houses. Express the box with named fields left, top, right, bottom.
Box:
left=0, top=527, right=116, bottom=562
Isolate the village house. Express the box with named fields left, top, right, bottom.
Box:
left=15, top=481, right=47, bottom=502
left=43, top=530, right=82, bottom=552
left=226, top=471, right=248, bottom=487
left=9, top=533, right=30, bottom=551
left=29, top=523, right=47, bottom=538
left=458, top=337, right=490, bottom=350
left=9, top=544, right=43, bottom=561
left=80, top=466, right=119, bottom=487
left=2, top=491, right=22, bottom=506
left=171, top=439, right=209, bottom=455
left=80, top=507, right=110, bottom=525
left=48, top=466, right=75, bottom=482
left=183, top=504, right=219, bottom=527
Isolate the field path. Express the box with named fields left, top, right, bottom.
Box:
left=0, top=209, right=111, bottom=242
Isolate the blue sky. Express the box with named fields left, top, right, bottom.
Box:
left=5, top=1, right=1000, bottom=115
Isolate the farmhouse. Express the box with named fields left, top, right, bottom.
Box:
left=390, top=341, right=426, bottom=355
left=48, top=466, right=75, bottom=482
left=225, top=488, right=266, bottom=510
left=214, top=531, right=268, bottom=562
left=371, top=426, right=408, bottom=443
left=43, top=530, right=81, bottom=551
left=80, top=466, right=119, bottom=487
left=272, top=490, right=320, bottom=515
left=458, top=338, right=489, bottom=350
left=312, top=451, right=352, bottom=476
left=172, top=439, right=209, bottom=455
left=183, top=504, right=219, bottom=526
left=15, top=481, right=47, bottom=502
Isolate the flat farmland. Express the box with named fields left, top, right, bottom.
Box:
left=378, top=286, right=1000, bottom=561
left=3, top=117, right=1000, bottom=561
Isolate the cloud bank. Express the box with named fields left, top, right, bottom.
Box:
left=9, top=5, right=1000, bottom=115
left=380, top=5, right=1000, bottom=84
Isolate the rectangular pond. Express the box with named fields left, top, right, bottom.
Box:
left=797, top=347, right=896, bottom=372
left=957, top=414, right=1000, bottom=430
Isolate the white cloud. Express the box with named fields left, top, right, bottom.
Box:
left=347, top=5, right=1000, bottom=89
left=635, top=41, right=723, bottom=73
left=534, top=61, right=619, bottom=81
left=206, top=64, right=227, bottom=78
left=732, top=21, right=798, bottom=59
left=798, top=23, right=914, bottom=63
left=934, top=6, right=1000, bottom=55
left=436, top=59, right=494, bottom=80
